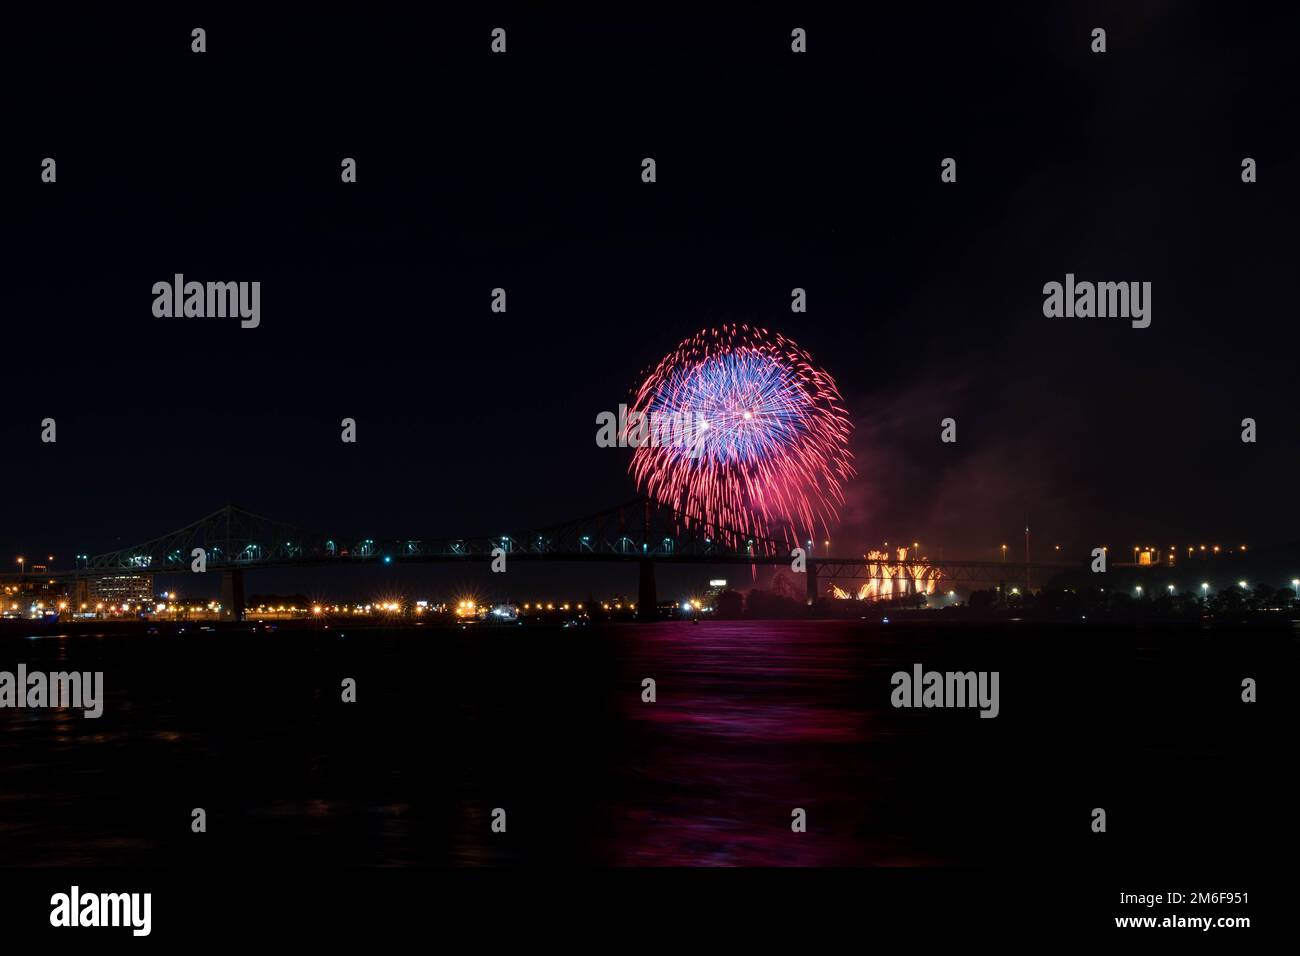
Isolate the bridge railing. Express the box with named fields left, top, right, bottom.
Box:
left=78, top=499, right=794, bottom=572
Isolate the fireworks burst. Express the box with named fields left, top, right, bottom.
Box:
left=628, top=324, right=854, bottom=546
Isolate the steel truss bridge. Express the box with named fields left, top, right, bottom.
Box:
left=26, top=501, right=1081, bottom=619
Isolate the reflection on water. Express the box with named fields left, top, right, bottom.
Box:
left=0, top=620, right=1285, bottom=866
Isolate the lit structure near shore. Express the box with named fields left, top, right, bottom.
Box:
left=89, top=573, right=153, bottom=608
left=829, top=546, right=942, bottom=601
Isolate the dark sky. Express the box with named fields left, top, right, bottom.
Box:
left=2, top=5, right=1297, bottom=595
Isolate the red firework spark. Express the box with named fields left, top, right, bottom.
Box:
left=628, top=324, right=855, bottom=545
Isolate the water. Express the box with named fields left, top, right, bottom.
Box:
left=0, top=620, right=1292, bottom=867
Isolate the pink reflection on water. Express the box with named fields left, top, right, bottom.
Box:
left=594, top=622, right=941, bottom=866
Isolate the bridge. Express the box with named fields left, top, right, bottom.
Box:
left=20, top=501, right=1081, bottom=619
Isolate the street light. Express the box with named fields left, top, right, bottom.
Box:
left=1001, top=544, right=1007, bottom=562
left=1201, top=583, right=1209, bottom=603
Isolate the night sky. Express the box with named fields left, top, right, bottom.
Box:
left=2, top=5, right=1297, bottom=593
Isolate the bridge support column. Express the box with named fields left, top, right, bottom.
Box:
left=637, top=559, right=657, bottom=622
left=221, top=569, right=246, bottom=621
left=73, top=578, right=91, bottom=613
left=806, top=562, right=818, bottom=608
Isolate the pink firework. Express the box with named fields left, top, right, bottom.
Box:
left=628, top=324, right=855, bottom=547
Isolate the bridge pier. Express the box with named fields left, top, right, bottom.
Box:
left=806, top=561, right=818, bottom=607
left=637, top=559, right=657, bottom=622
left=220, top=569, right=246, bottom=621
